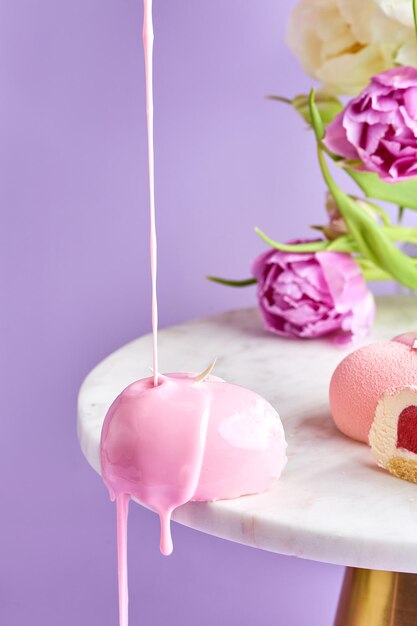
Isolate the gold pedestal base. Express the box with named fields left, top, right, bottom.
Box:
left=334, top=568, right=417, bottom=626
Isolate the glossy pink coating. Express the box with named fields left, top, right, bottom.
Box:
left=101, top=374, right=210, bottom=556
left=101, top=373, right=287, bottom=551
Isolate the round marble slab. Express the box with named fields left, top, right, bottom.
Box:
left=78, top=296, right=417, bottom=573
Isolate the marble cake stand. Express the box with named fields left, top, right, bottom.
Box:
left=78, top=296, right=417, bottom=626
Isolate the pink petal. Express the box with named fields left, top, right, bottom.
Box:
left=324, top=113, right=359, bottom=160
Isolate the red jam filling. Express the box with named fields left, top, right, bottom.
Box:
left=397, top=405, right=417, bottom=454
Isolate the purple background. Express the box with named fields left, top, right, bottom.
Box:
left=2, top=1, right=345, bottom=624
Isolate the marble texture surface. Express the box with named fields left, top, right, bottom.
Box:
left=78, top=296, right=417, bottom=573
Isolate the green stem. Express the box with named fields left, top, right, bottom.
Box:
left=326, top=236, right=357, bottom=252
left=309, top=88, right=324, bottom=141
left=206, top=276, right=257, bottom=287
left=359, top=199, right=391, bottom=226
left=358, top=256, right=417, bottom=282
left=357, top=258, right=392, bottom=282
left=255, top=227, right=329, bottom=252
left=383, top=226, right=417, bottom=244
left=398, top=206, right=405, bottom=223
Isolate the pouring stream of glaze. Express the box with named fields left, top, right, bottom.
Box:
left=117, top=2, right=157, bottom=624
left=100, top=5, right=287, bottom=626
left=143, top=0, right=158, bottom=387
left=106, top=3, right=213, bottom=624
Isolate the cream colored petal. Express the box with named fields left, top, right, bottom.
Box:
left=286, top=2, right=327, bottom=75
left=375, top=0, right=414, bottom=28
left=286, top=0, right=355, bottom=78
left=370, top=7, right=414, bottom=45
left=395, top=39, right=417, bottom=66
left=315, top=7, right=349, bottom=41
left=317, top=44, right=395, bottom=94
left=321, top=23, right=356, bottom=59
left=338, top=0, right=377, bottom=43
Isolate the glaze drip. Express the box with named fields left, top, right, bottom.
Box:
left=116, top=494, right=130, bottom=626
left=101, top=374, right=213, bottom=625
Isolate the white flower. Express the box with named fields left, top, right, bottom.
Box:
left=286, top=0, right=417, bottom=95
left=376, top=0, right=414, bottom=27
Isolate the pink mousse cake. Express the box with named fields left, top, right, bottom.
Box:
left=329, top=334, right=417, bottom=443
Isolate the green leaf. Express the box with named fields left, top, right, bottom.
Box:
left=345, top=168, right=417, bottom=212
left=267, top=92, right=343, bottom=128
left=357, top=258, right=392, bottom=282
left=383, top=225, right=417, bottom=245
left=266, top=95, right=292, bottom=105
left=414, top=0, right=417, bottom=41
left=358, top=199, right=391, bottom=226
left=326, top=236, right=358, bottom=252
left=206, top=275, right=256, bottom=287
left=309, top=89, right=324, bottom=141
left=309, top=89, right=417, bottom=290
left=294, top=92, right=343, bottom=127
left=318, top=149, right=417, bottom=289
left=358, top=256, right=417, bottom=282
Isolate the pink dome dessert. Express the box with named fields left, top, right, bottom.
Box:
left=101, top=372, right=287, bottom=555
left=329, top=339, right=417, bottom=443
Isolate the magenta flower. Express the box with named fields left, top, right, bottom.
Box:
left=252, top=245, right=375, bottom=344
left=324, top=67, right=417, bottom=182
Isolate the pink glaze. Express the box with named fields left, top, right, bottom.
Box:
left=329, top=341, right=417, bottom=443
left=102, top=374, right=211, bottom=556
left=108, top=4, right=159, bottom=623
left=116, top=494, right=129, bottom=626
left=101, top=373, right=287, bottom=552
left=143, top=0, right=158, bottom=386
left=102, top=2, right=287, bottom=625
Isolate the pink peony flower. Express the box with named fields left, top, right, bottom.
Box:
left=324, top=66, right=417, bottom=182
left=252, top=245, right=375, bottom=344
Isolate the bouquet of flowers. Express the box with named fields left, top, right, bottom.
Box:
left=209, top=0, right=417, bottom=345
